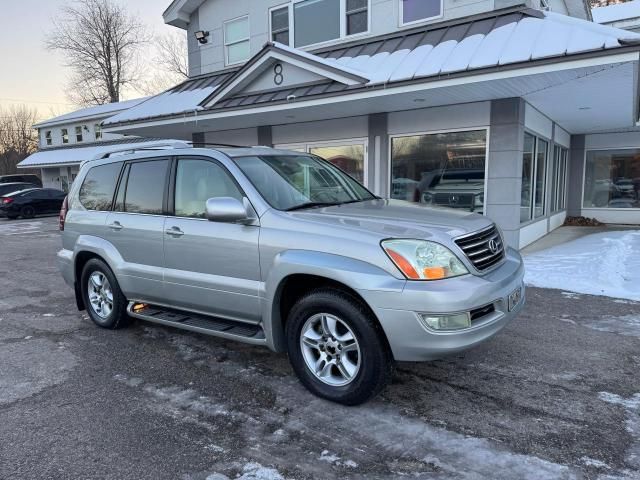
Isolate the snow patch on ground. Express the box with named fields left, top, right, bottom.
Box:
left=205, top=462, right=285, bottom=480
left=523, top=230, right=640, bottom=301
left=599, top=392, right=640, bottom=471
left=585, top=315, right=640, bottom=338
left=580, top=456, right=610, bottom=469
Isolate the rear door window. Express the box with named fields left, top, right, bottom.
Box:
left=122, top=160, right=169, bottom=215
left=79, top=162, right=123, bottom=211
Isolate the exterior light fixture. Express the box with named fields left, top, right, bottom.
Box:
left=194, top=30, right=210, bottom=44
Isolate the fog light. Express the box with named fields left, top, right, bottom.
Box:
left=418, top=312, right=471, bottom=331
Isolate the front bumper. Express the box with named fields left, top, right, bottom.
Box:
left=358, top=247, right=525, bottom=361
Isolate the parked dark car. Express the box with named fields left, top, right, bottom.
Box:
left=0, top=188, right=66, bottom=219
left=0, top=174, right=42, bottom=187
left=0, top=182, right=38, bottom=197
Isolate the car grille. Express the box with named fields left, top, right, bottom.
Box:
left=433, top=192, right=474, bottom=208
left=454, top=224, right=505, bottom=271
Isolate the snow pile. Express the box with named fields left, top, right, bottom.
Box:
left=523, top=230, right=640, bottom=301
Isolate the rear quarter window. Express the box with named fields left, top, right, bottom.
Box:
left=79, top=162, right=123, bottom=211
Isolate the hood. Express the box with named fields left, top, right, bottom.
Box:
left=288, top=199, right=493, bottom=240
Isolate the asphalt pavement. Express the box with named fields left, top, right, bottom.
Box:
left=1, top=216, right=639, bottom=480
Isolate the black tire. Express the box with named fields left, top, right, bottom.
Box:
left=21, top=206, right=35, bottom=219
left=80, top=258, right=131, bottom=329
left=286, top=288, right=393, bottom=405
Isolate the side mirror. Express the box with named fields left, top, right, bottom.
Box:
left=205, top=197, right=254, bottom=224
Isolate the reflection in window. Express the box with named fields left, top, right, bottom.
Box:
left=175, top=159, right=243, bottom=218
left=224, top=16, right=250, bottom=65
left=551, top=145, right=568, bottom=212
left=123, top=160, right=169, bottom=215
left=534, top=139, right=547, bottom=219
left=390, top=130, right=487, bottom=213
left=294, top=0, right=340, bottom=47
left=583, top=149, right=640, bottom=209
left=309, top=144, right=365, bottom=183
left=521, top=133, right=534, bottom=222
left=401, top=0, right=442, bottom=24
left=271, top=6, right=290, bottom=44
left=79, top=162, right=123, bottom=211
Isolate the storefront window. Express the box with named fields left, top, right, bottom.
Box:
left=390, top=130, right=487, bottom=213
left=309, top=144, right=365, bottom=184
left=521, top=133, right=534, bottom=222
left=583, top=149, right=640, bottom=209
left=521, top=133, right=548, bottom=222
left=550, top=145, right=568, bottom=212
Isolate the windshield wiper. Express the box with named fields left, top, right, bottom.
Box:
left=285, top=202, right=339, bottom=212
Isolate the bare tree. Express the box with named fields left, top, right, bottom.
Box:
left=0, top=105, right=39, bottom=175
left=45, top=0, right=149, bottom=106
left=590, top=0, right=628, bottom=7
left=136, top=30, right=189, bottom=96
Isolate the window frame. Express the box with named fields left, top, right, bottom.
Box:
left=399, top=0, right=444, bottom=27
left=94, top=123, right=102, bottom=140
left=61, top=128, right=69, bottom=144
left=269, top=3, right=291, bottom=45
left=581, top=147, right=640, bottom=211
left=78, top=161, right=125, bottom=211
left=223, top=15, right=251, bottom=66
left=275, top=0, right=371, bottom=49
left=45, top=130, right=52, bottom=146
left=75, top=126, right=84, bottom=143
left=550, top=144, right=568, bottom=213
left=169, top=156, right=249, bottom=220
left=387, top=127, right=490, bottom=215
left=112, top=158, right=171, bottom=216
left=520, top=131, right=551, bottom=224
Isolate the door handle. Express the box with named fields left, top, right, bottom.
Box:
left=108, top=221, right=123, bottom=231
left=165, top=226, right=184, bottom=237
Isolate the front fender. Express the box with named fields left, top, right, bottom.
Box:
left=263, top=250, right=404, bottom=352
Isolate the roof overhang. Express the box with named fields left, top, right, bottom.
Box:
left=104, top=50, right=640, bottom=138
left=163, top=0, right=205, bottom=29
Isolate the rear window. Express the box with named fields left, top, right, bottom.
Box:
left=121, top=160, right=168, bottom=215
left=79, top=162, right=123, bottom=211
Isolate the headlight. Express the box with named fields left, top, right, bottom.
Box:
left=381, top=239, right=468, bottom=280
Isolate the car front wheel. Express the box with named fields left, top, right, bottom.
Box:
left=81, top=258, right=131, bottom=329
left=286, top=288, right=393, bottom=405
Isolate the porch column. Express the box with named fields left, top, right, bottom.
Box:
left=192, top=132, right=205, bottom=148
left=257, top=126, right=273, bottom=147
left=486, top=98, right=526, bottom=248
left=567, top=135, right=585, bottom=217
left=368, top=113, right=388, bottom=197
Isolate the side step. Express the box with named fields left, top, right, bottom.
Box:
left=127, top=302, right=267, bottom=344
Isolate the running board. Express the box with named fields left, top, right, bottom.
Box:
left=127, top=302, right=267, bottom=344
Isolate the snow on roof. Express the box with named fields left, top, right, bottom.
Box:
left=17, top=138, right=179, bottom=168
left=103, top=9, right=640, bottom=127
left=34, top=97, right=149, bottom=129
left=593, top=0, right=640, bottom=24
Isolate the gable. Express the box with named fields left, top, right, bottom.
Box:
left=243, top=61, right=329, bottom=95
left=200, top=43, right=369, bottom=108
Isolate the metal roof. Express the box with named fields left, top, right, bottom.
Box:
left=103, top=7, right=640, bottom=128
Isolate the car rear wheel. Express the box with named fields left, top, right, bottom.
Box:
left=81, top=258, right=131, bottom=329
left=286, top=288, right=393, bottom=405
left=20, top=206, right=35, bottom=219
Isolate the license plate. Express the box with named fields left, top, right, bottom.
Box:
left=508, top=287, right=522, bottom=312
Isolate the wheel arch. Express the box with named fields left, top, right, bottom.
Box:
left=264, top=250, right=401, bottom=353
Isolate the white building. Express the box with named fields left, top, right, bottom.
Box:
left=18, top=98, right=149, bottom=191
left=23, top=0, right=640, bottom=248
left=593, top=0, right=640, bottom=33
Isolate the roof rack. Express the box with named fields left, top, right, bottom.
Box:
left=90, top=141, right=191, bottom=161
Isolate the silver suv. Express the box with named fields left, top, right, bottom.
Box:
left=58, top=144, right=525, bottom=405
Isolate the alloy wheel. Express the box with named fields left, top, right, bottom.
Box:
left=88, top=271, right=113, bottom=319
left=299, top=313, right=361, bottom=386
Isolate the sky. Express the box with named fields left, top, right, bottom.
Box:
left=0, top=0, right=179, bottom=119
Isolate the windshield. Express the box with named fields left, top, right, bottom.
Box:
left=233, top=154, right=376, bottom=211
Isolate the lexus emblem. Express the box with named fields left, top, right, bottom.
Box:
left=488, top=238, right=499, bottom=254
left=449, top=194, right=459, bottom=205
